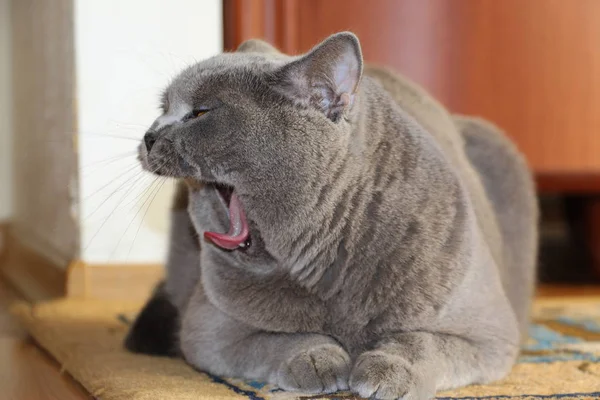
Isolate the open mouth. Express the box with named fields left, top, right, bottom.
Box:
left=204, top=184, right=251, bottom=251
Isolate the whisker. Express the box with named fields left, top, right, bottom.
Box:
left=122, top=174, right=158, bottom=210
left=111, top=121, right=149, bottom=129
left=84, top=173, right=157, bottom=251
left=81, top=162, right=142, bottom=202
left=82, top=153, right=172, bottom=254
left=80, top=130, right=143, bottom=140
left=141, top=156, right=173, bottom=177
left=82, top=155, right=170, bottom=220
left=79, top=151, right=137, bottom=170
left=83, top=167, right=150, bottom=220
left=165, top=51, right=190, bottom=67
left=36, top=131, right=141, bottom=144
left=127, top=178, right=167, bottom=260
left=109, top=178, right=162, bottom=259
left=119, top=48, right=172, bottom=79
left=152, top=50, right=181, bottom=77
left=80, top=132, right=140, bottom=141
left=78, top=128, right=141, bottom=138
left=80, top=159, right=139, bottom=180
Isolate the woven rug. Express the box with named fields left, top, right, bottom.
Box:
left=11, top=296, right=600, bottom=400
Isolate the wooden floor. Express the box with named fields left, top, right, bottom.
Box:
left=0, top=279, right=89, bottom=400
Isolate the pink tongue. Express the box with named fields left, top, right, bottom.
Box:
left=204, top=192, right=250, bottom=250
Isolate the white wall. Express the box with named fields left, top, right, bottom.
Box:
left=0, top=0, right=12, bottom=221
left=76, top=0, right=222, bottom=263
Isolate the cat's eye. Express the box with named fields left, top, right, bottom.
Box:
left=184, top=109, right=210, bottom=122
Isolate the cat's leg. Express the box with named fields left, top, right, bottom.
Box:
left=123, top=281, right=180, bottom=356
left=180, top=285, right=351, bottom=393
left=349, top=331, right=518, bottom=400
left=124, top=181, right=200, bottom=356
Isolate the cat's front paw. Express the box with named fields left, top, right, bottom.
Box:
left=349, top=351, right=433, bottom=400
left=276, top=344, right=351, bottom=393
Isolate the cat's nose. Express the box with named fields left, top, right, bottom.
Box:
left=144, top=131, right=157, bottom=152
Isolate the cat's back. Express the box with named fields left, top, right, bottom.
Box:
left=364, top=65, right=464, bottom=155
left=365, top=65, right=537, bottom=332
left=364, top=65, right=503, bottom=267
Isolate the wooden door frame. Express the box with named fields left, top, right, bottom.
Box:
left=222, top=1, right=600, bottom=194
left=223, top=0, right=300, bottom=53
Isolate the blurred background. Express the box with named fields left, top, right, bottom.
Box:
left=222, top=0, right=600, bottom=286
left=0, top=0, right=599, bottom=304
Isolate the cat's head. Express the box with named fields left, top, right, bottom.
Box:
left=138, top=32, right=363, bottom=256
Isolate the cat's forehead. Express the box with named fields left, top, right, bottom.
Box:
left=164, top=53, right=286, bottom=104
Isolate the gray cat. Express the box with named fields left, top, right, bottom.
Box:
left=125, top=32, right=538, bottom=399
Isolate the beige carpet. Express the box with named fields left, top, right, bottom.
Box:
left=11, top=297, right=600, bottom=399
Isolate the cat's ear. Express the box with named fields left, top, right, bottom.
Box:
left=275, top=32, right=363, bottom=122
left=237, top=39, right=281, bottom=55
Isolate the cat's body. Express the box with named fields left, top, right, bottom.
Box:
left=125, top=34, right=538, bottom=399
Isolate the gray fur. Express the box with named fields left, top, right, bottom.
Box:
left=129, top=32, right=538, bottom=399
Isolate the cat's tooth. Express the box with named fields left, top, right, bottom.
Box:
left=228, top=193, right=244, bottom=236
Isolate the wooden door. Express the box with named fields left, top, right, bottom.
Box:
left=224, top=0, right=600, bottom=190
